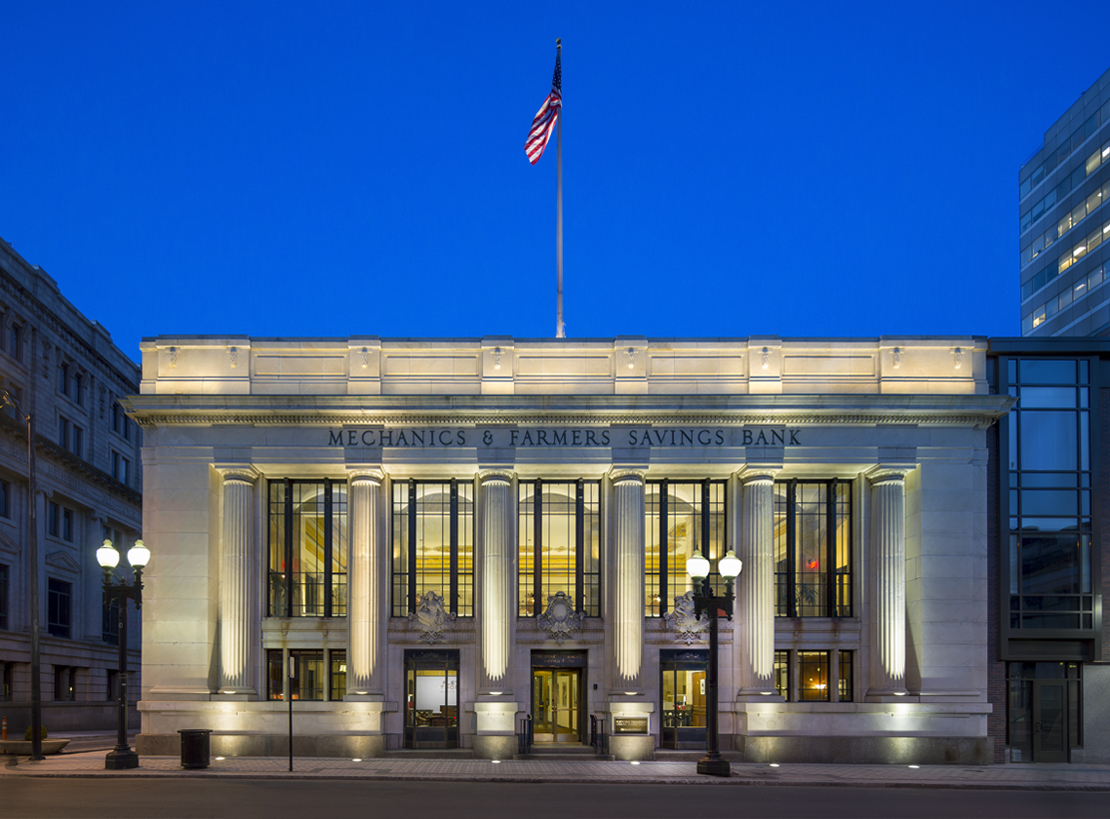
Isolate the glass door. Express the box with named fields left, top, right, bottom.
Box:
left=661, top=652, right=708, bottom=749
left=1033, top=680, right=1068, bottom=763
left=404, top=650, right=459, bottom=749
left=532, top=668, right=580, bottom=742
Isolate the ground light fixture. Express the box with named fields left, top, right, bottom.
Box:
left=686, top=548, right=742, bottom=777
left=96, top=538, right=149, bottom=770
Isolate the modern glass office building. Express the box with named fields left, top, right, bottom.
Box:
left=1020, top=67, right=1110, bottom=337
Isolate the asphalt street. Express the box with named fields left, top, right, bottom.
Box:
left=2, top=779, right=1107, bottom=819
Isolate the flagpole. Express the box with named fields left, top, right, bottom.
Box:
left=555, top=38, right=564, bottom=339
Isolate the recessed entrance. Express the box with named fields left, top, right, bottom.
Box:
left=404, top=650, right=459, bottom=749
left=531, top=650, right=587, bottom=744
left=661, top=650, right=708, bottom=750
left=1007, top=661, right=1081, bottom=763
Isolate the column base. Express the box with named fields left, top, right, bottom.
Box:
left=865, top=688, right=912, bottom=703
left=736, top=688, right=784, bottom=702
left=212, top=690, right=257, bottom=701
left=343, top=692, right=385, bottom=702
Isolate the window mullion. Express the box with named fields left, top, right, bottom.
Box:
left=284, top=479, right=293, bottom=618
left=702, top=478, right=711, bottom=595
left=575, top=479, right=584, bottom=614
left=787, top=480, right=796, bottom=618
left=450, top=480, right=459, bottom=614
left=408, top=480, right=417, bottom=614
left=826, top=479, right=835, bottom=618
left=324, top=479, right=333, bottom=618
left=533, top=479, right=543, bottom=616
left=660, top=479, right=668, bottom=615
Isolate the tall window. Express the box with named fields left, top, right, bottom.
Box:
left=0, top=479, right=10, bottom=518
left=392, top=480, right=474, bottom=617
left=645, top=480, right=726, bottom=616
left=0, top=563, right=8, bottom=630
left=8, top=323, right=21, bottom=360
left=774, top=480, right=852, bottom=617
left=1006, top=359, right=1094, bottom=631
left=112, top=452, right=130, bottom=486
left=268, top=480, right=348, bottom=618
left=519, top=480, right=601, bottom=617
left=330, top=650, right=347, bottom=701
left=53, top=666, right=75, bottom=701
left=47, top=578, right=72, bottom=638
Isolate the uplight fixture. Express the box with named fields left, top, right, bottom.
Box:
left=630, top=761, right=640, bottom=765
left=908, top=765, right=920, bottom=769
left=492, top=759, right=501, bottom=764
left=769, top=763, right=780, bottom=767
left=352, top=758, right=362, bottom=762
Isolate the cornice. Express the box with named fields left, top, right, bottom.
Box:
left=123, top=394, right=1014, bottom=430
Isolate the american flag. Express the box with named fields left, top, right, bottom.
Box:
left=524, top=50, right=561, bottom=165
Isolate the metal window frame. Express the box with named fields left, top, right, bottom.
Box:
left=523, top=479, right=597, bottom=617
left=647, top=479, right=727, bottom=616
left=777, top=479, right=852, bottom=618
left=272, top=479, right=343, bottom=618
left=395, top=479, right=468, bottom=616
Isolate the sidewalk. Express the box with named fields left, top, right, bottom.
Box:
left=4, top=749, right=1110, bottom=790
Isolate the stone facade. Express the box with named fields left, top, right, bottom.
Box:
left=0, top=236, right=143, bottom=733
left=131, top=335, right=1007, bottom=762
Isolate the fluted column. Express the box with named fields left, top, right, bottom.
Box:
left=219, top=467, right=258, bottom=695
left=479, top=470, right=514, bottom=688
left=347, top=469, right=384, bottom=698
left=735, top=466, right=780, bottom=699
left=867, top=467, right=909, bottom=699
left=611, top=468, right=646, bottom=688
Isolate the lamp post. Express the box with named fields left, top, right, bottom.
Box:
left=1, top=389, right=43, bottom=761
left=96, top=537, right=149, bottom=770
left=687, top=547, right=742, bottom=777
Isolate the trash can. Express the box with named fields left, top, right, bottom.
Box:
left=178, top=729, right=213, bottom=769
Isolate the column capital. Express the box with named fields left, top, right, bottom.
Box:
left=216, top=465, right=259, bottom=485
left=866, top=464, right=913, bottom=485
left=609, top=466, right=647, bottom=485
left=477, top=468, right=514, bottom=485
left=347, top=467, right=385, bottom=486
left=734, top=464, right=780, bottom=484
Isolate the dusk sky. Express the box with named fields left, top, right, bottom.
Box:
left=3, top=1, right=1110, bottom=362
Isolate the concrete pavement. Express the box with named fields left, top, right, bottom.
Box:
left=3, top=747, right=1110, bottom=790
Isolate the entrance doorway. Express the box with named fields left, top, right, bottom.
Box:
left=404, top=650, right=459, bottom=749
left=532, top=669, right=581, bottom=742
left=661, top=650, right=708, bottom=749
left=530, top=650, right=587, bottom=744
left=1007, top=661, right=1081, bottom=762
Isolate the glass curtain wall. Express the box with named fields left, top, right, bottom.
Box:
left=392, top=480, right=474, bottom=617
left=518, top=480, right=601, bottom=617
left=1006, top=359, right=1094, bottom=632
left=268, top=480, right=348, bottom=617
left=773, top=480, right=852, bottom=618
left=645, top=480, right=726, bottom=616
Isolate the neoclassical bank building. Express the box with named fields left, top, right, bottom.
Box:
left=129, top=336, right=1008, bottom=763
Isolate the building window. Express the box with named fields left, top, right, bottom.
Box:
left=0, top=479, right=10, bottom=518
left=645, top=480, right=727, bottom=617
left=111, top=452, right=130, bottom=485
left=392, top=480, right=474, bottom=617
left=1006, top=359, right=1094, bottom=631
left=57, top=362, right=69, bottom=396
left=267, top=649, right=324, bottom=701
left=518, top=480, right=600, bottom=617
left=58, top=417, right=83, bottom=458
left=8, top=324, right=21, bottom=361
left=102, top=591, right=119, bottom=646
left=107, top=669, right=119, bottom=701
left=53, top=666, right=75, bottom=701
left=798, top=650, right=830, bottom=702
left=47, top=503, right=73, bottom=542
left=774, top=480, right=852, bottom=618
left=330, top=650, right=347, bottom=701
left=2, top=662, right=12, bottom=700
left=112, top=401, right=132, bottom=439
left=47, top=578, right=72, bottom=638
left=838, top=650, right=854, bottom=702
left=774, top=650, right=790, bottom=700
left=0, top=563, right=8, bottom=630
left=74, top=372, right=83, bottom=406
left=268, top=479, right=348, bottom=618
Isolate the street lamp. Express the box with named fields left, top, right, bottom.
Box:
left=687, top=547, right=742, bottom=777
left=96, top=537, right=149, bottom=770
left=1, top=389, right=43, bottom=761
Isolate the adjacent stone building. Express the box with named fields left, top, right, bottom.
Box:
left=0, top=236, right=143, bottom=732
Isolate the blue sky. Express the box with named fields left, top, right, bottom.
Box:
left=3, top=1, right=1109, bottom=361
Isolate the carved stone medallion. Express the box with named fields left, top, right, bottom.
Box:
left=537, top=591, right=585, bottom=645
left=408, top=590, right=456, bottom=644
left=663, top=591, right=709, bottom=645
